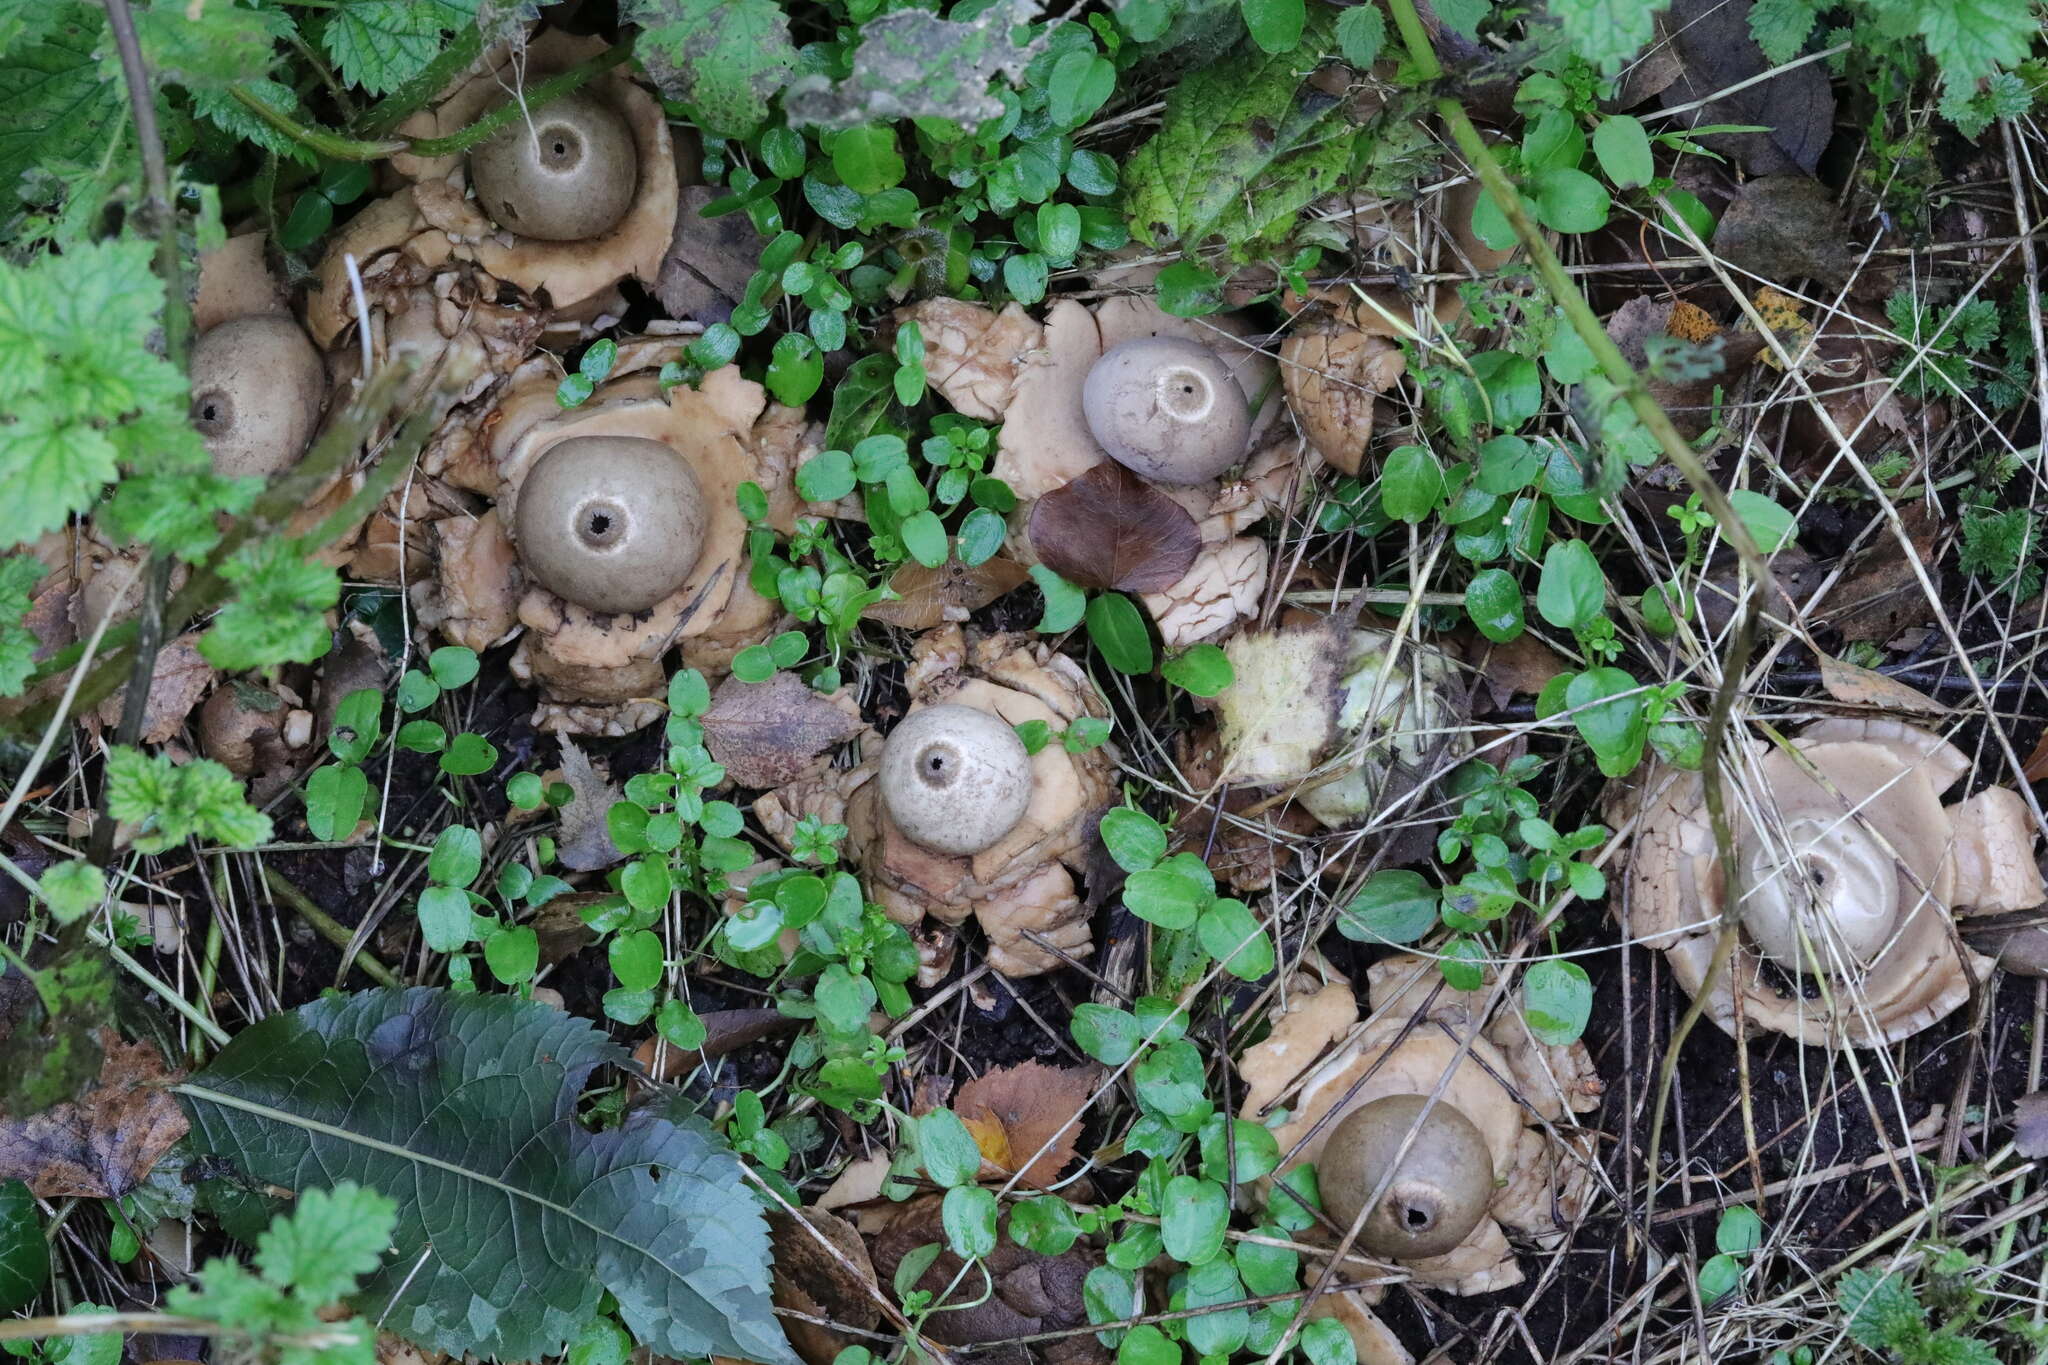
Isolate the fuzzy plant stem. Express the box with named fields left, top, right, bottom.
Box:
left=1383, top=0, right=1768, bottom=1263
left=95, top=0, right=192, bottom=867
left=232, top=41, right=633, bottom=163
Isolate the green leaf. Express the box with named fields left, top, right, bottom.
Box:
left=1124, top=11, right=1353, bottom=252
left=1838, top=1269, right=1927, bottom=1350
left=767, top=333, right=824, bottom=405
left=428, top=825, right=483, bottom=888
left=1159, top=1174, right=1228, bottom=1265
left=1536, top=539, right=1605, bottom=629
left=1339, top=870, right=1439, bottom=945
left=254, top=1181, right=398, bottom=1307
left=105, top=748, right=272, bottom=853
left=1240, top=0, right=1305, bottom=53
left=440, top=732, right=499, bottom=776
left=0, top=9, right=123, bottom=216
left=1916, top=0, right=2035, bottom=96
left=900, top=510, right=949, bottom=567
left=783, top=5, right=1034, bottom=131
left=428, top=645, right=479, bottom=689
left=830, top=125, right=905, bottom=194
left=1727, top=489, right=1798, bottom=552
left=627, top=0, right=797, bottom=138
left=1047, top=50, right=1115, bottom=130
left=178, top=988, right=794, bottom=1365
left=1698, top=1251, right=1742, bottom=1302
left=1161, top=643, right=1233, bottom=696
left=484, top=925, right=540, bottom=985
left=1592, top=115, right=1654, bottom=189
left=941, top=1184, right=998, bottom=1259
left=1009, top=1196, right=1082, bottom=1255
left=36, top=859, right=103, bottom=925
left=1070, top=1003, right=1142, bottom=1065
left=1099, top=807, right=1168, bottom=873
left=1552, top=0, right=1666, bottom=74
left=1031, top=565, right=1087, bottom=632
left=0, top=1178, right=48, bottom=1313
left=1085, top=592, right=1154, bottom=674
left=1715, top=1205, right=1764, bottom=1256
left=417, top=886, right=475, bottom=953
left=1197, top=899, right=1275, bottom=980
left=610, top=929, right=665, bottom=993
left=304, top=763, right=370, bottom=842
left=1464, top=568, right=1525, bottom=643
left=1301, top=1317, right=1357, bottom=1365
left=203, top=541, right=340, bottom=671
left=1746, top=0, right=1820, bottom=64
left=1564, top=666, right=1647, bottom=777
left=1531, top=167, right=1610, bottom=233
left=795, top=449, right=857, bottom=503
left=1119, top=1324, right=1177, bottom=1365
left=1123, top=865, right=1207, bottom=930
left=1380, top=445, right=1445, bottom=523
left=323, top=0, right=474, bottom=95
left=1522, top=959, right=1593, bottom=1045
left=919, top=1109, right=984, bottom=1188
left=1334, top=4, right=1385, bottom=65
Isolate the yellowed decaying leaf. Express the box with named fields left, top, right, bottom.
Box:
left=1818, top=654, right=1949, bottom=716
left=953, top=1060, right=1098, bottom=1188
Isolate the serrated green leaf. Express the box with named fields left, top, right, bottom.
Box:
left=0, top=7, right=123, bottom=211
left=1552, top=0, right=1666, bottom=74
left=105, top=748, right=273, bottom=853
left=177, top=988, right=795, bottom=1365
left=323, top=0, right=476, bottom=96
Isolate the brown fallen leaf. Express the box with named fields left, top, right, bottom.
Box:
left=770, top=1208, right=881, bottom=1365
left=655, top=185, right=768, bottom=324
left=702, top=671, right=867, bottom=789
left=0, top=1032, right=186, bottom=1198
left=1816, top=505, right=1942, bottom=641
left=1713, top=175, right=1860, bottom=289
left=94, top=634, right=214, bottom=744
left=1817, top=654, right=1950, bottom=716
left=865, top=556, right=1030, bottom=631
left=632, top=1009, right=803, bottom=1078
left=1027, top=461, right=1202, bottom=593
left=1660, top=0, right=1834, bottom=176
left=954, top=1060, right=1097, bottom=1188
left=2017, top=1090, right=2048, bottom=1159
left=1470, top=630, right=1570, bottom=708
left=552, top=738, right=625, bottom=872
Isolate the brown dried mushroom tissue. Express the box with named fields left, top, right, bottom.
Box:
left=1614, top=718, right=2047, bottom=1047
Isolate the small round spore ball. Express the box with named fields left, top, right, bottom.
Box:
left=188, top=315, right=327, bottom=478
left=470, top=90, right=639, bottom=242
left=1081, top=336, right=1251, bottom=484
left=879, top=703, right=1034, bottom=857
left=1318, top=1094, right=1495, bottom=1260
left=513, top=434, right=706, bottom=615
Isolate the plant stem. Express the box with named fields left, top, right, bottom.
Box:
left=263, top=868, right=399, bottom=988
left=1383, top=0, right=1766, bottom=1279
left=96, top=0, right=188, bottom=868
left=232, top=41, right=633, bottom=163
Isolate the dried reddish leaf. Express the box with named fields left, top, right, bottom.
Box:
left=2024, top=730, right=2048, bottom=785
left=0, top=1033, right=187, bottom=1198
left=702, top=671, right=867, bottom=789
left=770, top=1208, right=880, bottom=1365
left=954, top=1060, right=1097, bottom=1188
left=865, top=557, right=1030, bottom=631
left=1027, top=461, right=1201, bottom=593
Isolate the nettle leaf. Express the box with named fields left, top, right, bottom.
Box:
left=628, top=0, right=797, bottom=138
left=1553, top=0, right=1665, bottom=74
left=323, top=0, right=477, bottom=96
left=1123, top=13, right=1354, bottom=253
left=0, top=6, right=123, bottom=212
left=177, top=989, right=794, bottom=1365
left=784, top=0, right=1037, bottom=130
